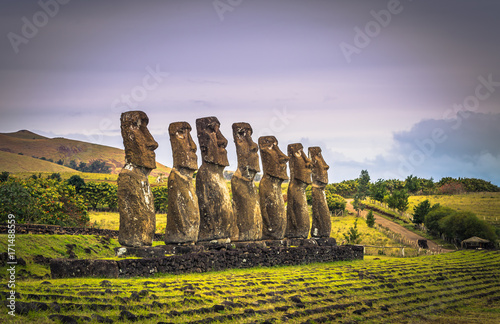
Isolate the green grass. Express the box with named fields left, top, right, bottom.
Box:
left=1, top=250, right=498, bottom=323
left=409, top=192, right=500, bottom=228
left=0, top=234, right=121, bottom=279
left=90, top=211, right=167, bottom=233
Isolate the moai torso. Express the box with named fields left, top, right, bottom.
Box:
left=285, top=143, right=312, bottom=239
left=118, top=111, right=158, bottom=247
left=231, top=122, right=262, bottom=241
left=165, top=122, right=200, bottom=244
left=196, top=117, right=236, bottom=242
left=258, top=136, right=289, bottom=240
left=309, top=146, right=331, bottom=238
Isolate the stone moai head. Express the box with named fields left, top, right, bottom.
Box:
left=120, top=111, right=158, bottom=170
left=309, top=146, right=329, bottom=185
left=169, top=122, right=198, bottom=171
left=232, top=122, right=260, bottom=174
left=288, top=143, right=312, bottom=184
left=196, top=117, right=229, bottom=167
left=258, top=136, right=289, bottom=180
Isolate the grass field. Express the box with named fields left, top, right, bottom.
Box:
left=90, top=211, right=168, bottom=233
left=409, top=192, right=500, bottom=228
left=1, top=250, right=498, bottom=323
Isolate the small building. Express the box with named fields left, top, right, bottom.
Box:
left=461, top=236, right=493, bottom=249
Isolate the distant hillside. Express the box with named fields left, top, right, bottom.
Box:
left=0, top=151, right=77, bottom=173
left=0, top=130, right=170, bottom=177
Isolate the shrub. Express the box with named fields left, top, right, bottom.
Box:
left=67, top=175, right=85, bottom=193
left=344, top=219, right=362, bottom=244
left=326, top=192, right=346, bottom=214
left=0, top=171, right=9, bottom=182
left=152, top=186, right=168, bottom=213
left=0, top=177, right=88, bottom=226
left=366, top=210, right=375, bottom=227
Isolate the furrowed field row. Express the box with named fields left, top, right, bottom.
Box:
left=10, top=274, right=498, bottom=323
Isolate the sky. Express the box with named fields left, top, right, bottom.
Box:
left=1, top=0, right=499, bottom=185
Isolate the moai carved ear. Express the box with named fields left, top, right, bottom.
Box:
left=120, top=111, right=158, bottom=170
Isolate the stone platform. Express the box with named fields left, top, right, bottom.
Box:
left=50, top=239, right=363, bottom=279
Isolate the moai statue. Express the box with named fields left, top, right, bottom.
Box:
left=118, top=111, right=158, bottom=247
left=196, top=117, right=236, bottom=242
left=165, top=122, right=200, bottom=244
left=309, top=147, right=331, bottom=238
left=258, top=136, right=289, bottom=240
left=231, top=122, right=262, bottom=241
left=285, top=143, right=312, bottom=239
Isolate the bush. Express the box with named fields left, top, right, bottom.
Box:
left=0, top=177, right=88, bottom=226
left=81, top=182, right=117, bottom=210
left=0, top=171, right=9, bottom=182
left=49, top=173, right=62, bottom=181
left=344, top=219, right=362, bottom=244
left=325, top=192, right=346, bottom=214
left=67, top=175, right=85, bottom=193
left=152, top=186, right=168, bottom=213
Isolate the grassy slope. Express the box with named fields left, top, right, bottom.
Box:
left=0, top=234, right=121, bottom=279
left=409, top=192, right=500, bottom=228
left=0, top=131, right=171, bottom=177
left=0, top=250, right=498, bottom=323
left=0, top=151, right=78, bottom=173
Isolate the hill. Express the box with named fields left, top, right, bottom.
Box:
left=0, top=130, right=170, bottom=177
left=0, top=151, right=78, bottom=173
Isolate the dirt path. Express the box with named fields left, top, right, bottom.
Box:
left=345, top=199, right=451, bottom=252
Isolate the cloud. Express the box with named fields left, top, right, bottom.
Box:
left=331, top=112, right=500, bottom=185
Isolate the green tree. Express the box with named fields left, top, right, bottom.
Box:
left=0, top=171, right=9, bottom=182
left=424, top=205, right=452, bottom=235
left=357, top=170, right=371, bottom=199
left=49, top=173, right=62, bottom=181
left=366, top=210, right=375, bottom=227
left=387, top=189, right=409, bottom=214
left=67, top=175, right=85, bottom=193
left=370, top=178, right=387, bottom=203
left=405, top=175, right=421, bottom=194
left=344, top=219, right=362, bottom=244
left=412, top=199, right=431, bottom=225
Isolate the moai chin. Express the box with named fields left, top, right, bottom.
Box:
left=196, top=117, right=236, bottom=242
left=285, top=143, right=312, bottom=239
left=118, top=111, right=158, bottom=247
left=165, top=122, right=200, bottom=244
left=231, top=122, right=263, bottom=241
left=309, top=146, right=331, bottom=238
left=258, top=136, right=289, bottom=240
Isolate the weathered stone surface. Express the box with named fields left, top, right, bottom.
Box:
left=231, top=122, right=262, bottom=241
left=258, top=136, right=289, bottom=240
left=165, top=122, right=200, bottom=244
left=286, top=143, right=312, bottom=239
left=50, top=259, right=119, bottom=279
left=50, top=244, right=363, bottom=278
left=196, top=117, right=235, bottom=242
left=118, top=111, right=158, bottom=247
left=309, top=146, right=331, bottom=238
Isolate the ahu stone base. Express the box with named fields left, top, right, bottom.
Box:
left=50, top=239, right=363, bottom=279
